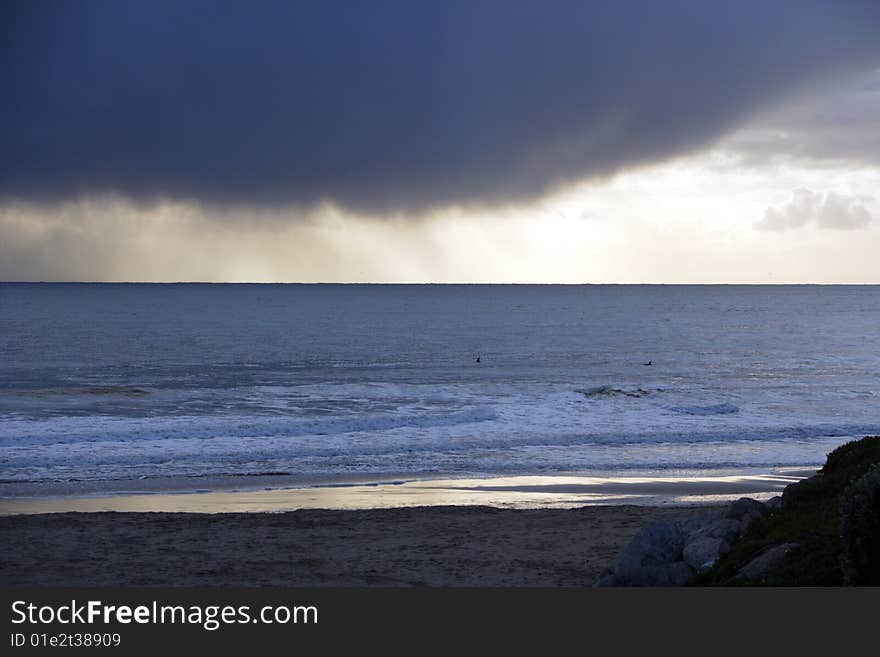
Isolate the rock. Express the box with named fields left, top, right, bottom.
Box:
left=614, top=520, right=683, bottom=569
left=682, top=537, right=729, bottom=573
left=690, top=517, right=743, bottom=544
left=593, top=573, right=617, bottom=587
left=764, top=496, right=782, bottom=510
left=736, top=543, right=799, bottom=582
left=665, top=561, right=697, bottom=586
left=678, top=511, right=723, bottom=540
left=725, top=497, right=767, bottom=522
left=610, top=520, right=686, bottom=585
left=614, top=561, right=695, bottom=587
left=782, top=474, right=822, bottom=508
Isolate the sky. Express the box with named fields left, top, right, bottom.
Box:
left=2, top=0, right=879, bottom=283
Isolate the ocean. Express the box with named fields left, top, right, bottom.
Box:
left=1, top=283, right=878, bottom=497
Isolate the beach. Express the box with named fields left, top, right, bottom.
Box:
left=0, top=283, right=866, bottom=588
left=0, top=504, right=721, bottom=587
left=0, top=469, right=811, bottom=587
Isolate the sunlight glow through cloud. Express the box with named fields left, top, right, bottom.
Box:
left=2, top=142, right=878, bottom=283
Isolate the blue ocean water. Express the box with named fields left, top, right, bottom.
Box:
left=1, top=283, right=878, bottom=494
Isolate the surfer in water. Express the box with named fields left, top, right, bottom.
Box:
left=476, top=355, right=481, bottom=364
left=644, top=360, right=652, bottom=366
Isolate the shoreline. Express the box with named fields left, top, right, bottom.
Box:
left=0, top=468, right=814, bottom=515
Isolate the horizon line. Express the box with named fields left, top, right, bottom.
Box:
left=2, top=281, right=879, bottom=286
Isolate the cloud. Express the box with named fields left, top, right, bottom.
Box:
left=723, top=68, right=880, bottom=168
left=2, top=0, right=880, bottom=214
left=3, top=156, right=879, bottom=283
left=755, top=188, right=874, bottom=231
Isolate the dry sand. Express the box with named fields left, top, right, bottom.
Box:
left=0, top=505, right=719, bottom=587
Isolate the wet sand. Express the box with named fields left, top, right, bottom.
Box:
left=0, top=505, right=720, bottom=587
left=0, top=469, right=811, bottom=514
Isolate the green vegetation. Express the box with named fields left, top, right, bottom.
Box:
left=695, top=436, right=880, bottom=586
left=840, top=463, right=880, bottom=585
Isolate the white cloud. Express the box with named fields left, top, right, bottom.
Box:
left=755, top=188, right=873, bottom=231
left=2, top=150, right=879, bottom=283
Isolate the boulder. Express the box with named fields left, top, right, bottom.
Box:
left=690, top=517, right=743, bottom=544
left=735, top=543, right=799, bottom=582
left=593, top=568, right=617, bottom=588
left=596, top=498, right=788, bottom=585
left=678, top=511, right=723, bottom=540
left=764, top=496, right=782, bottom=511
left=682, top=536, right=729, bottom=573
left=610, top=520, right=687, bottom=586
left=615, top=520, right=683, bottom=568
left=614, top=561, right=695, bottom=587
left=725, top=497, right=767, bottom=522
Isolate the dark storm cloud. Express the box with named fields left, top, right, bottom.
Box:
left=2, top=0, right=880, bottom=214
left=726, top=70, right=880, bottom=168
